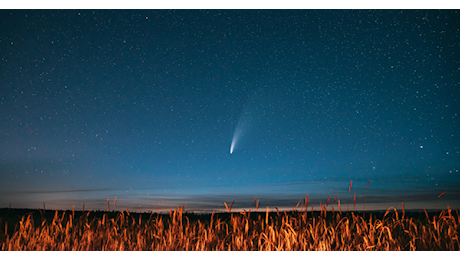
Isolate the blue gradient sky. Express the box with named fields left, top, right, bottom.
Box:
left=1, top=9, right=459, bottom=212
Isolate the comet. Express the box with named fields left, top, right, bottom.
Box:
left=230, top=127, right=242, bottom=154
left=229, top=89, right=265, bottom=154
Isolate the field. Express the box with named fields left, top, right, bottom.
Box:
left=0, top=205, right=459, bottom=251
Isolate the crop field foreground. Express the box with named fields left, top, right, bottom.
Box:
left=0, top=206, right=459, bottom=251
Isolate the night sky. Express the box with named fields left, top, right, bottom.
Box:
left=1, top=10, right=459, bottom=212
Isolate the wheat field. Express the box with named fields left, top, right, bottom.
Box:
left=1, top=203, right=459, bottom=251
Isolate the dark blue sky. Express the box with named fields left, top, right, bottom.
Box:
left=1, top=10, right=459, bottom=212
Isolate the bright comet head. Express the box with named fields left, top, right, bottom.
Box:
left=230, top=137, right=236, bottom=154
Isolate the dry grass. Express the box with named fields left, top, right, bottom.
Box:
left=1, top=204, right=459, bottom=251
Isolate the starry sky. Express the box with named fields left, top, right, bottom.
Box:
left=1, top=9, right=459, bottom=212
